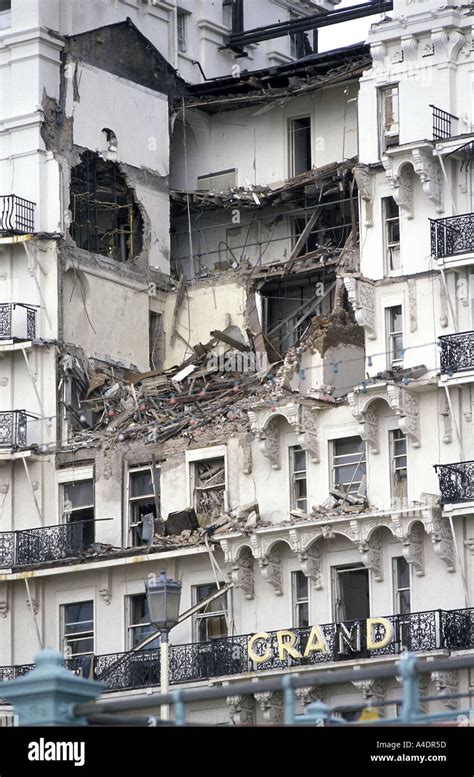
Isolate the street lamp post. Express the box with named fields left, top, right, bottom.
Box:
left=145, top=570, right=182, bottom=722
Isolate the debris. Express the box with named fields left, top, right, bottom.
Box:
left=166, top=507, right=200, bottom=535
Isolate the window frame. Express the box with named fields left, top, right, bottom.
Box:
left=193, top=583, right=228, bottom=642
left=289, top=445, right=308, bottom=512
left=389, top=428, right=407, bottom=503
left=57, top=466, right=95, bottom=547
left=291, top=570, right=309, bottom=628
left=187, top=446, right=228, bottom=522
left=126, top=592, right=161, bottom=651
left=61, top=600, right=94, bottom=659
left=288, top=115, right=312, bottom=178
left=330, top=436, right=367, bottom=496
left=386, top=304, right=404, bottom=367
left=177, top=8, right=188, bottom=54
left=392, top=555, right=411, bottom=615
left=382, top=196, right=400, bottom=273
left=379, top=84, right=400, bottom=154
left=127, top=464, right=161, bottom=546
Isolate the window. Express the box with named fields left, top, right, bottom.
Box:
left=128, top=466, right=160, bottom=546
left=288, top=117, right=311, bottom=178
left=393, top=556, right=411, bottom=615
left=62, top=601, right=94, bottom=658
left=194, top=583, right=228, bottom=642
left=61, top=479, right=94, bottom=548
left=0, top=1, right=11, bottom=11
left=226, top=0, right=244, bottom=34
left=192, top=457, right=226, bottom=523
left=383, top=197, right=400, bottom=272
left=379, top=85, right=399, bottom=153
left=127, top=594, right=160, bottom=650
left=177, top=10, right=187, bottom=53
left=390, top=429, right=407, bottom=502
left=292, top=571, right=309, bottom=628
left=290, top=446, right=308, bottom=512
left=333, top=565, right=370, bottom=622
left=331, top=436, right=366, bottom=496
left=386, top=305, right=404, bottom=367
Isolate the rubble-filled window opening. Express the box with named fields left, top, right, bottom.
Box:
left=149, top=311, right=163, bottom=371
left=288, top=117, right=312, bottom=178
left=61, top=601, right=94, bottom=658
left=193, top=583, right=228, bottom=641
left=379, top=85, right=399, bottom=153
left=383, top=196, right=400, bottom=272
left=292, top=570, right=309, bottom=628
left=177, top=9, right=188, bottom=53
left=128, top=466, right=160, bottom=546
left=386, top=305, right=404, bottom=367
left=330, top=436, right=366, bottom=496
left=127, top=594, right=161, bottom=649
left=390, top=429, right=407, bottom=501
left=69, top=151, right=143, bottom=262
left=290, top=445, right=307, bottom=512
left=393, top=556, right=411, bottom=615
left=61, top=479, right=95, bottom=549
left=191, top=457, right=226, bottom=524
left=333, top=565, right=370, bottom=622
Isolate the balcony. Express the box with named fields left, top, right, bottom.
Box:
left=0, top=195, right=35, bottom=235
left=430, top=105, right=458, bottom=142
left=0, top=410, right=40, bottom=452
left=438, top=332, right=474, bottom=381
left=430, top=213, right=474, bottom=267
left=0, top=519, right=95, bottom=568
left=434, top=461, right=474, bottom=506
left=1, top=608, right=467, bottom=695
left=0, top=303, right=37, bottom=344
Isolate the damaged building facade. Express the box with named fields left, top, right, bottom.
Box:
left=0, top=0, right=474, bottom=725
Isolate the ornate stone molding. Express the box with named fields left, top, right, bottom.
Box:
left=353, top=165, right=373, bottom=227
left=227, top=694, right=256, bottom=725
left=258, top=416, right=280, bottom=469
left=344, top=277, right=376, bottom=340
left=408, top=279, right=417, bottom=333
left=296, top=686, right=325, bottom=707
left=298, top=543, right=323, bottom=590
left=348, top=392, right=380, bottom=453
left=352, top=679, right=386, bottom=712
left=384, top=160, right=414, bottom=218
left=370, top=41, right=386, bottom=71
left=425, top=511, right=456, bottom=572
left=439, top=394, right=452, bottom=445
left=401, top=34, right=418, bottom=64
left=0, top=600, right=8, bottom=618
left=412, top=147, right=442, bottom=211
left=359, top=529, right=383, bottom=581
left=386, top=384, right=421, bottom=448
left=299, top=405, right=320, bottom=463
left=438, top=276, right=449, bottom=327
left=431, top=27, right=465, bottom=64
left=240, top=433, right=253, bottom=475
left=431, top=671, right=459, bottom=710
left=254, top=691, right=284, bottom=724
left=99, top=570, right=113, bottom=605
left=258, top=550, right=283, bottom=595
left=231, top=547, right=254, bottom=600
left=402, top=523, right=425, bottom=577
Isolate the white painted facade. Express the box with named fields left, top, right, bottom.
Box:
left=0, top=0, right=473, bottom=726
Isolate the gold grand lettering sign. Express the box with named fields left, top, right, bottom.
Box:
left=247, top=618, right=393, bottom=663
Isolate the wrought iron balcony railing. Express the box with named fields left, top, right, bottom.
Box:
left=1, top=607, right=465, bottom=694
left=439, top=331, right=474, bottom=375
left=0, top=195, right=35, bottom=234
left=430, top=104, right=458, bottom=141
left=0, top=519, right=95, bottom=568
left=430, top=213, right=474, bottom=259
left=0, top=410, right=39, bottom=450
left=0, top=303, right=36, bottom=341
left=434, top=461, right=474, bottom=504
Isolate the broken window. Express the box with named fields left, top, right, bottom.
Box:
left=62, top=601, right=94, bottom=658
left=192, top=457, right=226, bottom=524
left=292, top=570, right=309, bottom=628
left=149, top=311, right=163, bottom=371
left=69, top=151, right=143, bottom=262
left=194, top=583, right=228, bottom=641
left=383, top=196, right=400, bottom=272
left=127, top=593, right=161, bottom=650
left=288, top=116, right=311, bottom=177
left=290, top=445, right=307, bottom=512
left=128, top=465, right=160, bottom=546
left=60, top=353, right=94, bottom=434
left=61, top=478, right=95, bottom=549
left=331, top=436, right=366, bottom=496
left=390, top=429, right=407, bottom=502
left=386, top=305, right=404, bottom=366
left=379, top=85, right=399, bottom=153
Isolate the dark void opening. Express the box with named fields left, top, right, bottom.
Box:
left=69, top=151, right=143, bottom=262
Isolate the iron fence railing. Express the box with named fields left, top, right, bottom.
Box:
left=430, top=213, right=474, bottom=259
left=2, top=608, right=467, bottom=694
left=439, top=331, right=474, bottom=375
left=0, top=303, right=36, bottom=341
left=0, top=519, right=95, bottom=568
left=0, top=195, right=35, bottom=234
left=430, top=104, right=458, bottom=141
left=0, top=410, right=40, bottom=450
left=434, top=461, right=474, bottom=504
